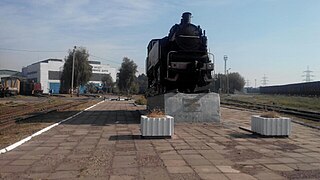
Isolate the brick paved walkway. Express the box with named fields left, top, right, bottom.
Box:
left=0, top=101, right=319, bottom=179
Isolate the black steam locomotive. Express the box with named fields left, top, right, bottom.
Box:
left=146, top=12, right=214, bottom=95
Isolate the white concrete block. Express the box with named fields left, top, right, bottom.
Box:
left=140, top=115, right=174, bottom=136
left=251, top=115, right=291, bottom=136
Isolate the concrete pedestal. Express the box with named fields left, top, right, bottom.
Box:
left=147, top=92, right=220, bottom=123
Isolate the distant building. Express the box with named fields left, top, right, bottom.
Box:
left=0, top=69, right=22, bottom=80
left=22, top=59, right=117, bottom=94
left=22, top=59, right=64, bottom=94
left=88, top=61, right=117, bottom=86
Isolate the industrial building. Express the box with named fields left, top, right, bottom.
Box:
left=22, top=59, right=117, bottom=94
left=0, top=69, right=22, bottom=79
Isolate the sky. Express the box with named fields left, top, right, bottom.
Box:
left=0, top=0, right=319, bottom=87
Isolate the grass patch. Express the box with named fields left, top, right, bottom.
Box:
left=222, top=94, right=320, bottom=112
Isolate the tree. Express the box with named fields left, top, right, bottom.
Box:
left=228, top=72, right=245, bottom=93
left=60, top=47, right=92, bottom=93
left=209, top=72, right=245, bottom=94
left=208, top=73, right=224, bottom=93
left=117, top=57, right=138, bottom=94
left=136, top=74, right=148, bottom=94
left=101, top=74, right=114, bottom=93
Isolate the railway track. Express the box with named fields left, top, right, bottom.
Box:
left=0, top=101, right=88, bottom=130
left=221, top=99, right=320, bottom=122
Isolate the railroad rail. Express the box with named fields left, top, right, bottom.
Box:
left=0, top=101, right=88, bottom=130
left=221, top=99, right=320, bottom=122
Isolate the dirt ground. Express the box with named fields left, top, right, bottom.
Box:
left=0, top=95, right=100, bottom=149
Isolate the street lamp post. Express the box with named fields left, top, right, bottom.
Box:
left=227, top=68, right=231, bottom=96
left=71, top=46, right=76, bottom=97
left=224, top=55, right=228, bottom=93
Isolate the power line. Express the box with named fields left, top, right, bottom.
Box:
left=89, top=54, right=121, bottom=65
left=89, top=54, right=145, bottom=73
left=0, top=47, right=65, bottom=53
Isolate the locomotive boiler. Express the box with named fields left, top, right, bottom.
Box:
left=146, top=12, right=214, bottom=95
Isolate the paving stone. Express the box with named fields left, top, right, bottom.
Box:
left=137, top=154, right=163, bottom=167
left=48, top=171, right=79, bottom=179
left=10, top=159, right=36, bottom=166
left=167, top=166, right=194, bottom=173
left=216, top=166, right=240, bottom=173
left=225, top=173, right=257, bottom=180
left=139, top=167, right=170, bottom=180
left=50, top=149, right=71, bottom=155
left=67, top=154, right=91, bottom=159
left=285, top=152, right=306, bottom=158
left=198, top=150, right=225, bottom=160
left=264, top=164, right=294, bottom=171
left=169, top=173, right=200, bottom=180
left=197, top=173, right=229, bottom=180
left=186, top=158, right=212, bottom=166
left=2, top=101, right=320, bottom=179
left=193, top=165, right=220, bottom=174
left=110, top=175, right=135, bottom=180
left=0, top=160, right=10, bottom=166
left=19, top=154, right=44, bottom=160
left=158, top=150, right=178, bottom=155
left=177, top=150, right=198, bottom=155
left=112, top=159, right=137, bottom=168
left=160, top=154, right=183, bottom=160
left=253, top=158, right=280, bottom=164
left=274, top=157, right=299, bottom=163
left=286, top=163, right=320, bottom=170
left=115, top=151, right=136, bottom=156
left=22, top=172, right=50, bottom=179
left=302, top=152, right=320, bottom=158
left=0, top=165, right=29, bottom=173
left=253, top=172, right=286, bottom=180
left=163, top=159, right=187, bottom=167
left=56, top=163, right=81, bottom=171
left=112, top=167, right=139, bottom=176
left=29, top=164, right=54, bottom=173
left=0, top=153, right=23, bottom=160
left=209, top=159, right=234, bottom=166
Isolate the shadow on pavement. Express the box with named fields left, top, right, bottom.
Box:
left=228, top=132, right=289, bottom=139
left=18, top=110, right=141, bottom=126
left=108, top=135, right=171, bottom=141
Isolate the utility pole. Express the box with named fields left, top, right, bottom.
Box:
left=71, top=46, right=76, bottom=97
left=255, top=79, right=257, bottom=88
left=302, top=66, right=314, bottom=82
left=219, top=75, right=222, bottom=94
left=261, top=74, right=268, bottom=86
left=224, top=55, right=228, bottom=93
left=227, top=68, right=231, bottom=95
left=224, top=55, right=228, bottom=75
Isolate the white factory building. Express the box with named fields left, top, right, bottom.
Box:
left=22, top=59, right=117, bottom=94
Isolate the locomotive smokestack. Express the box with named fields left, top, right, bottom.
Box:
left=181, top=12, right=192, bottom=24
